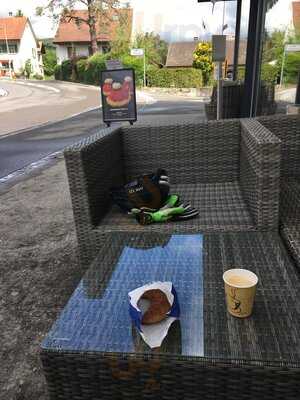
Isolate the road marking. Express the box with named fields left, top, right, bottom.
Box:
left=0, top=88, right=8, bottom=97
left=12, top=80, right=60, bottom=93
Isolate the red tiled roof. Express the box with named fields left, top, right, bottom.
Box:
left=0, top=16, right=27, bottom=40
left=293, top=2, right=300, bottom=32
left=53, top=9, right=132, bottom=43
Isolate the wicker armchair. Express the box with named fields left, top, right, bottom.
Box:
left=205, top=81, right=277, bottom=120
left=258, top=114, right=300, bottom=269
left=64, top=119, right=281, bottom=268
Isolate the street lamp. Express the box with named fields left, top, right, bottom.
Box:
left=0, top=24, right=12, bottom=79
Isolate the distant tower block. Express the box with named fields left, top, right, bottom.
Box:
left=154, top=14, right=163, bottom=34
left=134, top=11, right=144, bottom=34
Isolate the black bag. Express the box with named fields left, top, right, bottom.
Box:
left=110, top=169, right=170, bottom=212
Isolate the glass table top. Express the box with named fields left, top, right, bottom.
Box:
left=42, top=232, right=300, bottom=365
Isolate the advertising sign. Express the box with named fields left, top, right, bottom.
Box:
left=101, top=68, right=137, bottom=126
left=105, top=59, right=123, bottom=70
left=130, top=48, right=144, bottom=56
left=285, top=44, right=300, bottom=53
left=212, top=35, right=226, bottom=62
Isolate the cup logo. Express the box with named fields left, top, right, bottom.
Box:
left=229, top=287, right=242, bottom=315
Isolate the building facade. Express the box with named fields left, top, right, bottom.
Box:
left=0, top=16, right=44, bottom=77
left=53, top=9, right=133, bottom=64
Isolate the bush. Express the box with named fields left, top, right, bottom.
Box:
left=32, top=73, right=44, bottom=80
left=261, top=64, right=278, bottom=84
left=43, top=48, right=57, bottom=76
left=80, top=53, right=108, bottom=85
left=121, top=55, right=145, bottom=86
left=60, top=60, right=72, bottom=81
left=238, top=64, right=278, bottom=84
left=54, top=64, right=62, bottom=80
left=284, top=53, right=300, bottom=84
left=147, top=68, right=203, bottom=88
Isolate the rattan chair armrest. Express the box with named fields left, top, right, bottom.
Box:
left=64, top=126, right=124, bottom=260
left=240, top=119, right=281, bottom=230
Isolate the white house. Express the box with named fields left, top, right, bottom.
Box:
left=0, top=16, right=44, bottom=77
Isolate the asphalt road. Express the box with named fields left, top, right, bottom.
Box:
left=0, top=79, right=101, bottom=135
left=0, top=81, right=205, bottom=179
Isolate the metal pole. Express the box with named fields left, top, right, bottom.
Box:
left=4, top=24, right=12, bottom=79
left=280, top=47, right=286, bottom=87
left=217, top=61, right=223, bottom=120
left=233, top=0, right=242, bottom=81
left=143, top=49, right=146, bottom=87
left=296, top=70, right=300, bottom=105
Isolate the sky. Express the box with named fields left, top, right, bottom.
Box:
left=0, top=0, right=295, bottom=41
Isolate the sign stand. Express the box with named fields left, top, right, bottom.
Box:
left=131, top=48, right=146, bottom=87
left=212, top=35, right=226, bottom=121
left=217, top=62, right=223, bottom=120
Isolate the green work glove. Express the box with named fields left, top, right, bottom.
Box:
left=132, top=205, right=186, bottom=225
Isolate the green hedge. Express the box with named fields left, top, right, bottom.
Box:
left=284, top=53, right=300, bottom=84
left=238, top=63, right=278, bottom=84
left=147, top=68, right=203, bottom=88
left=54, top=60, right=73, bottom=81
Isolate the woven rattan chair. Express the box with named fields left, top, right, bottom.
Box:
left=258, top=114, right=300, bottom=268
left=64, top=119, right=281, bottom=268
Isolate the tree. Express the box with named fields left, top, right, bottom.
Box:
left=109, top=6, right=132, bottom=57
left=193, top=42, right=213, bottom=86
left=37, top=0, right=122, bottom=55
left=262, top=30, right=285, bottom=64
left=133, top=32, right=168, bottom=66
left=15, top=10, right=23, bottom=17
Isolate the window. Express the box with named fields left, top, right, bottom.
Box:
left=112, top=15, right=119, bottom=21
left=32, top=48, right=36, bottom=58
left=9, top=44, right=17, bottom=53
left=67, top=46, right=76, bottom=58
left=0, top=43, right=17, bottom=53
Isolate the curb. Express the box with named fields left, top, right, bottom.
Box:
left=0, top=151, right=63, bottom=193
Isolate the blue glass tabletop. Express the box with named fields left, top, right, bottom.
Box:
left=42, top=232, right=300, bottom=363
left=42, top=234, right=204, bottom=356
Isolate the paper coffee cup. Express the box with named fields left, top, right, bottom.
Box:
left=223, top=269, right=258, bottom=318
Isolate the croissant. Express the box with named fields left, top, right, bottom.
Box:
left=139, top=289, right=171, bottom=325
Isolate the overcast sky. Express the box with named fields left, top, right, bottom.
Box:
left=0, top=0, right=294, bottom=40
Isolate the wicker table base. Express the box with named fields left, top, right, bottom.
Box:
left=41, top=232, right=300, bottom=400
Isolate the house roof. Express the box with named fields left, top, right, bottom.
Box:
left=165, top=39, right=247, bottom=68
left=293, top=1, right=300, bottom=32
left=53, top=8, right=133, bottom=44
left=0, top=16, right=27, bottom=40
